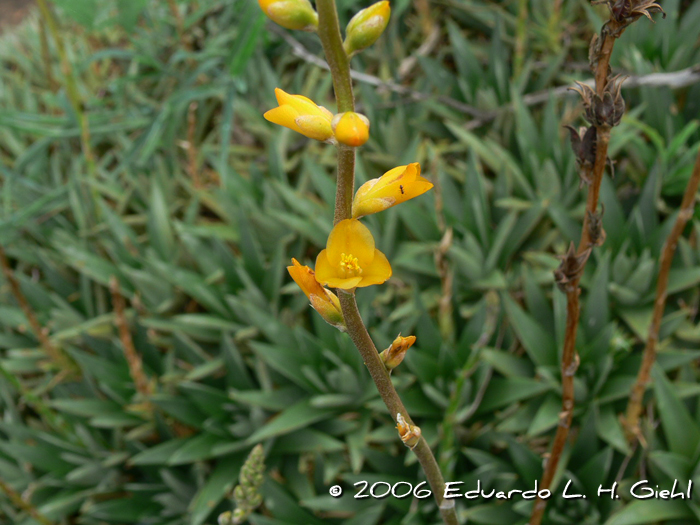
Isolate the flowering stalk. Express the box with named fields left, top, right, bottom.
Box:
left=625, top=149, right=700, bottom=441
left=530, top=3, right=663, bottom=523
left=315, top=2, right=458, bottom=523
left=36, top=0, right=95, bottom=177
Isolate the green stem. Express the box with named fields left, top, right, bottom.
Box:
left=36, top=0, right=96, bottom=177
left=315, top=2, right=458, bottom=523
left=333, top=145, right=355, bottom=224
left=339, top=293, right=458, bottom=525
left=316, top=0, right=354, bottom=113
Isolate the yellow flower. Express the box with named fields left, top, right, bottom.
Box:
left=379, top=334, right=416, bottom=370
left=332, top=112, right=370, bottom=147
left=287, top=258, right=345, bottom=330
left=257, top=0, right=318, bottom=31
left=352, top=162, right=433, bottom=218
left=315, top=219, right=392, bottom=290
left=264, top=88, right=334, bottom=142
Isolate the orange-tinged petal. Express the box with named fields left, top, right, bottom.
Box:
left=326, top=219, right=376, bottom=266
left=287, top=258, right=326, bottom=299
left=357, top=249, right=392, bottom=287
left=315, top=249, right=363, bottom=289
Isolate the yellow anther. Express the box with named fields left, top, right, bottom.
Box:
left=340, top=253, right=362, bottom=277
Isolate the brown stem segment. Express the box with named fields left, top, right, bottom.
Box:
left=0, top=247, right=73, bottom=373
left=625, top=149, right=700, bottom=440
left=316, top=1, right=458, bottom=523
left=0, top=478, right=55, bottom=525
left=110, top=276, right=152, bottom=399
left=529, top=20, right=623, bottom=525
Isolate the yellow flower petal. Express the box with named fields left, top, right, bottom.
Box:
left=264, top=105, right=302, bottom=133
left=357, top=249, right=392, bottom=287
left=352, top=163, right=433, bottom=218
left=295, top=115, right=333, bottom=141
left=264, top=88, right=333, bottom=142
left=315, top=221, right=391, bottom=290
left=326, top=219, right=376, bottom=266
left=275, top=88, right=328, bottom=119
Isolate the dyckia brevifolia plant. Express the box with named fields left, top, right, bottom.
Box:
left=258, top=0, right=459, bottom=523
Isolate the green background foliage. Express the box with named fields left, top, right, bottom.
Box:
left=0, top=0, right=699, bottom=523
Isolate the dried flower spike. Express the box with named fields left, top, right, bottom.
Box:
left=554, top=242, right=592, bottom=293
left=594, top=0, right=665, bottom=25
left=565, top=125, right=597, bottom=188
left=570, top=75, right=627, bottom=129
left=587, top=205, right=607, bottom=247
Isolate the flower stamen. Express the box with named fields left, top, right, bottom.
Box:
left=340, top=253, right=362, bottom=277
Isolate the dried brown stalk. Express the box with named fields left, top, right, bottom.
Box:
left=110, top=276, right=152, bottom=399
left=0, top=247, right=73, bottom=372
left=0, top=478, right=55, bottom=525
left=186, top=101, right=201, bottom=188
left=38, top=16, right=57, bottom=92
left=166, top=0, right=188, bottom=49
left=529, top=16, right=626, bottom=525
left=625, top=149, right=700, bottom=440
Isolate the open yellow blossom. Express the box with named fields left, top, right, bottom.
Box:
left=332, top=112, right=370, bottom=147
left=352, top=163, right=433, bottom=218
left=315, top=219, right=392, bottom=290
left=264, top=88, right=334, bottom=142
left=287, top=258, right=345, bottom=330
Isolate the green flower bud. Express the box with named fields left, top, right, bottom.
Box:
left=258, top=0, right=318, bottom=31
left=344, top=1, right=391, bottom=56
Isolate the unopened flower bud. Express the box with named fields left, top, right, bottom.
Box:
left=379, top=334, right=415, bottom=370
left=332, top=112, right=370, bottom=147
left=288, top=259, right=346, bottom=331
left=343, top=1, right=391, bottom=56
left=309, top=290, right=346, bottom=331
left=258, top=0, right=318, bottom=31
left=396, top=413, right=421, bottom=449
